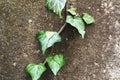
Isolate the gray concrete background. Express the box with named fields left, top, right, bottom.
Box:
left=0, top=0, right=120, bottom=80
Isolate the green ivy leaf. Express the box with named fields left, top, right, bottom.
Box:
left=46, top=0, right=66, bottom=17
left=82, top=13, right=95, bottom=24
left=36, top=30, right=61, bottom=54
left=66, top=15, right=85, bottom=38
left=67, top=7, right=77, bottom=15
left=26, top=63, right=46, bottom=80
left=46, top=54, right=65, bottom=75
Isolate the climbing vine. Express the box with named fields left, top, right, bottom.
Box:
left=25, top=0, right=95, bottom=80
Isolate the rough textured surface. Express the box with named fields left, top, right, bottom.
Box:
left=0, top=0, right=120, bottom=80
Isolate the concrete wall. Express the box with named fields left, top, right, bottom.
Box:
left=0, top=0, right=120, bottom=80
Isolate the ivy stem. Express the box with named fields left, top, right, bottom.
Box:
left=58, top=0, right=68, bottom=34
left=43, top=0, right=68, bottom=65
left=43, top=59, right=47, bottom=65
left=58, top=23, right=67, bottom=34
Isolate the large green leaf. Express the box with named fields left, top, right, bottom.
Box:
left=46, top=54, right=65, bottom=75
left=67, top=7, right=77, bottom=15
left=66, top=15, right=85, bottom=38
left=82, top=13, right=95, bottom=24
left=26, top=63, right=46, bottom=80
left=36, top=30, right=61, bottom=54
left=46, top=0, right=66, bottom=17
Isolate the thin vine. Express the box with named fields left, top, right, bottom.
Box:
left=25, top=0, right=95, bottom=80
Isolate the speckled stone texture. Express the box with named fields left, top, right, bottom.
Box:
left=0, top=0, right=120, bottom=80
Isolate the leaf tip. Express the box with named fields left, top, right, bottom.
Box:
left=53, top=71, right=57, bottom=76
left=67, top=7, right=77, bottom=15
left=82, top=13, right=95, bottom=24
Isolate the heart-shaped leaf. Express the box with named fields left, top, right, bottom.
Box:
left=82, top=13, right=95, bottom=24
left=36, top=30, right=61, bottom=54
left=66, top=15, right=85, bottom=38
left=46, top=0, right=66, bottom=17
left=26, top=63, right=46, bottom=80
left=46, top=54, right=65, bottom=75
left=67, top=7, right=77, bottom=15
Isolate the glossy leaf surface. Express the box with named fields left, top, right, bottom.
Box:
left=36, top=30, right=61, bottom=54
left=46, top=54, right=65, bottom=75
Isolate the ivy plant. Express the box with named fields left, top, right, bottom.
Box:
left=66, top=15, right=85, bottom=38
left=46, top=54, right=65, bottom=75
left=26, top=0, right=95, bottom=80
left=26, top=63, right=46, bottom=80
left=46, top=0, right=67, bottom=17
left=36, top=30, right=61, bottom=54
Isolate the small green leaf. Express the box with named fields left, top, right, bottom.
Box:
left=36, top=30, right=61, bottom=54
left=46, top=54, right=65, bottom=75
left=82, top=13, right=95, bottom=24
left=26, top=63, right=46, bottom=80
left=46, top=0, right=66, bottom=17
left=67, top=7, right=77, bottom=15
left=66, top=15, right=85, bottom=38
